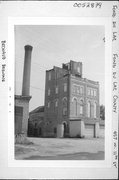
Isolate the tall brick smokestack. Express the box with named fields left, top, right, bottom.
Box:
left=22, top=45, right=33, bottom=96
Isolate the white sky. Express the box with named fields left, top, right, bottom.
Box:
left=15, top=25, right=105, bottom=111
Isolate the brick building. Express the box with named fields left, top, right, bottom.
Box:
left=44, top=60, right=104, bottom=138
left=28, top=106, right=44, bottom=137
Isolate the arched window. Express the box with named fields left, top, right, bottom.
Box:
left=80, top=99, right=83, bottom=115
left=62, top=97, right=67, bottom=106
left=62, top=97, right=67, bottom=116
left=72, top=98, right=77, bottom=116
left=94, top=102, right=97, bottom=118
left=87, top=101, right=91, bottom=117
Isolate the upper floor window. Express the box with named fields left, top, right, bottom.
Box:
left=55, top=99, right=58, bottom=107
left=80, top=99, right=83, bottom=115
left=48, top=101, right=50, bottom=108
left=77, top=87, right=80, bottom=94
left=48, top=72, right=51, bottom=80
left=87, top=88, right=97, bottom=97
left=62, top=97, right=67, bottom=106
left=72, top=98, right=77, bottom=116
left=62, top=97, right=67, bottom=116
left=63, top=107, right=67, bottom=116
left=87, top=101, right=91, bottom=118
left=94, top=102, right=97, bottom=118
left=94, top=90, right=97, bottom=97
left=48, top=88, right=50, bottom=96
left=91, top=89, right=93, bottom=96
left=80, top=86, right=83, bottom=94
left=55, top=86, right=58, bottom=94
left=64, top=83, right=67, bottom=92
left=88, top=88, right=90, bottom=96
left=73, top=85, right=76, bottom=93
left=77, top=66, right=80, bottom=73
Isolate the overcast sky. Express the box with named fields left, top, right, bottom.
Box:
left=15, top=25, right=105, bottom=111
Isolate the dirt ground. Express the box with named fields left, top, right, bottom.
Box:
left=15, top=137, right=104, bottom=160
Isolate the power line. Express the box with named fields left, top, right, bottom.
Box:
left=15, top=60, right=47, bottom=72
left=15, top=80, right=44, bottom=92
left=30, top=85, right=44, bottom=92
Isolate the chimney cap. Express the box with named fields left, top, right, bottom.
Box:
left=24, top=45, right=33, bottom=51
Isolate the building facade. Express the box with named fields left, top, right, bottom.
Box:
left=28, top=106, right=44, bottom=137
left=44, top=60, right=104, bottom=138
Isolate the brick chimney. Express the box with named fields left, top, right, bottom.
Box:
left=22, top=45, right=33, bottom=96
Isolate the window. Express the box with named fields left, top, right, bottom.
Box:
left=55, top=86, right=58, bottom=94
left=62, top=97, right=67, bottom=106
left=77, top=87, right=80, bottom=94
left=34, top=122, right=37, bottom=128
left=77, top=66, right=80, bottom=73
left=88, top=88, right=90, bottom=96
left=72, top=85, right=77, bottom=93
left=48, top=88, right=50, bottom=96
left=63, top=107, right=67, bottom=115
left=94, top=90, right=96, bottom=97
left=48, top=101, right=50, bottom=108
left=87, top=101, right=91, bottom=117
left=94, top=102, right=97, bottom=118
left=80, top=99, right=83, bottom=115
left=55, top=99, right=58, bottom=107
left=48, top=72, right=51, bottom=80
left=62, top=97, right=67, bottom=116
left=80, top=86, right=83, bottom=94
left=72, top=98, right=77, bottom=116
left=91, top=89, right=93, bottom=96
left=54, top=127, right=57, bottom=134
left=64, top=83, right=67, bottom=92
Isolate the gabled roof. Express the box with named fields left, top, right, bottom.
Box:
left=30, top=106, right=44, bottom=114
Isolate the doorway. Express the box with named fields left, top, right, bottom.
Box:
left=63, top=122, right=67, bottom=137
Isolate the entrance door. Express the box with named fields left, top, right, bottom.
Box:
left=39, top=127, right=42, bottom=136
left=99, top=125, right=105, bottom=138
left=63, top=122, right=67, bottom=137
left=85, top=124, right=94, bottom=138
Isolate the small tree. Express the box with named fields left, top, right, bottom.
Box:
left=100, top=105, right=105, bottom=120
